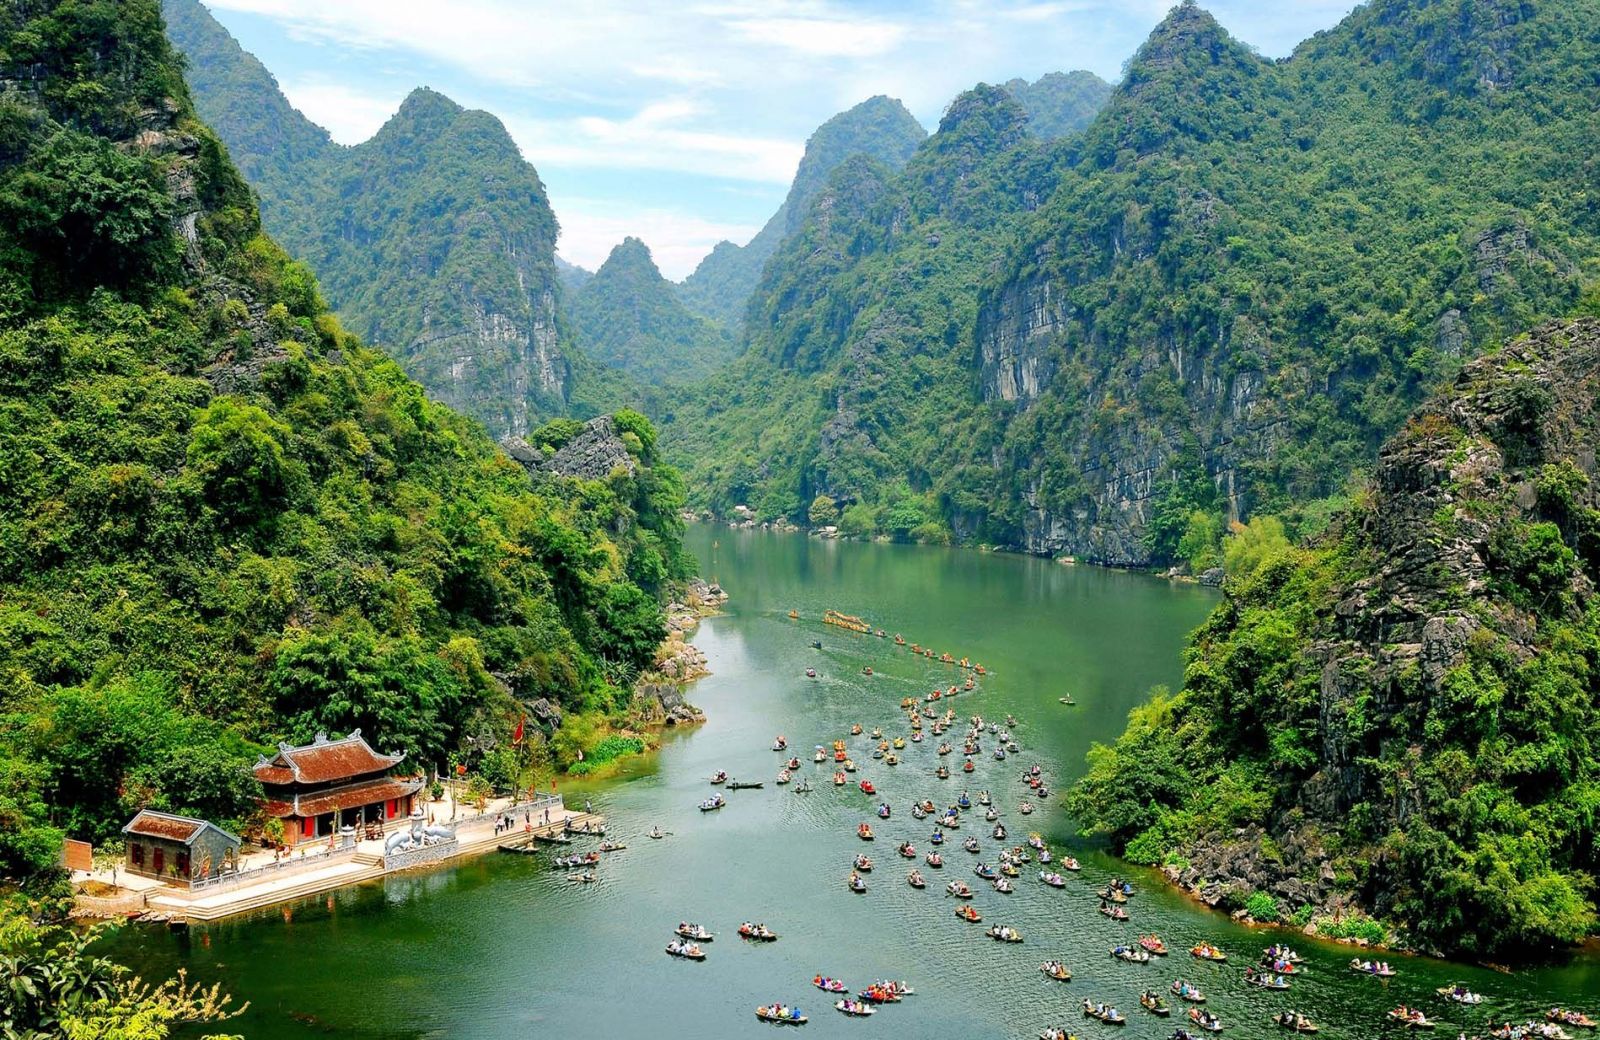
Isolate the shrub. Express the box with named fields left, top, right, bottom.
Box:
left=1244, top=890, right=1280, bottom=922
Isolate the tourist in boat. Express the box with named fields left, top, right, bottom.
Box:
left=1172, top=980, right=1206, bottom=1002
left=926, top=851, right=943, bottom=868
left=907, top=869, right=926, bottom=888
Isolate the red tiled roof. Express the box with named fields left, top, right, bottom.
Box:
left=125, top=811, right=201, bottom=842
left=261, top=777, right=423, bottom=819
left=254, top=731, right=404, bottom=785
left=122, top=810, right=240, bottom=847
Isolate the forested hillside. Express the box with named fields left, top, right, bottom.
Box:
left=573, top=238, right=736, bottom=385
left=1069, top=318, right=1600, bottom=958
left=1003, top=70, right=1113, bottom=140
left=676, top=95, right=929, bottom=330
left=665, top=0, right=1600, bottom=565
left=163, top=0, right=577, bottom=439
left=0, top=0, right=690, bottom=893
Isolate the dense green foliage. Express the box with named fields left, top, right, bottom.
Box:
left=0, top=0, right=690, bottom=888
left=1002, top=70, right=1113, bottom=140
left=571, top=238, right=735, bottom=385
left=676, top=95, right=929, bottom=329
left=664, top=0, right=1600, bottom=563
left=1067, top=320, right=1600, bottom=957
left=163, top=0, right=578, bottom=439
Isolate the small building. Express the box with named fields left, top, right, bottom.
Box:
left=122, top=810, right=241, bottom=885
left=254, top=729, right=423, bottom=846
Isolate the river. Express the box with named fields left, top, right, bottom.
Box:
left=112, top=526, right=1599, bottom=1039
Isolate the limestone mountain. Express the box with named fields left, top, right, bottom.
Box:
left=666, top=0, right=1600, bottom=563
left=163, top=0, right=574, bottom=438
left=0, top=0, right=690, bottom=877
left=572, top=237, right=735, bottom=385
left=1069, top=318, right=1600, bottom=958
left=676, top=94, right=929, bottom=329
left=1002, top=70, right=1113, bottom=139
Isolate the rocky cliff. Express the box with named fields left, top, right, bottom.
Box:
left=1069, top=318, right=1600, bottom=957
left=164, top=0, right=574, bottom=438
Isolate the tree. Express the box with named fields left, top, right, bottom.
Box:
left=808, top=494, right=840, bottom=527
left=1223, top=516, right=1290, bottom=580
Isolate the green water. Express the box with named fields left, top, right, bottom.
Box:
left=111, top=527, right=1598, bottom=1039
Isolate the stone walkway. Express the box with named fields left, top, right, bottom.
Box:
left=74, top=791, right=601, bottom=923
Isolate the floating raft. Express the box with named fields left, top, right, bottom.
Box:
left=823, top=609, right=872, bottom=634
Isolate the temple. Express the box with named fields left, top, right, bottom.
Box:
left=254, top=730, right=423, bottom=846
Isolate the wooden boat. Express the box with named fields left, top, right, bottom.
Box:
left=857, top=985, right=900, bottom=1005
left=859, top=780, right=875, bottom=795
left=1190, top=944, right=1227, bottom=962
left=1246, top=971, right=1290, bottom=990
left=947, top=880, right=973, bottom=898
left=1171, top=981, right=1206, bottom=1003
left=787, top=610, right=799, bottom=619
left=813, top=976, right=848, bottom=993
left=1039, top=871, right=1066, bottom=888
left=597, top=841, right=626, bottom=853
left=1060, top=857, right=1082, bottom=871
left=727, top=780, right=764, bottom=790
left=833, top=999, right=875, bottom=1017
left=776, top=770, right=792, bottom=785
left=1140, top=992, right=1171, bottom=1016
left=1188, top=1007, right=1223, bottom=1033
left=857, top=823, right=874, bottom=841
left=1274, top=1012, right=1319, bottom=1033
left=992, top=877, right=1014, bottom=893
left=897, top=841, right=916, bottom=858
left=1082, top=1000, right=1127, bottom=1025
left=1386, top=1009, right=1434, bottom=1029
left=1110, top=945, right=1150, bottom=964
left=974, top=863, right=997, bottom=880
left=955, top=904, right=981, bottom=922
left=850, top=723, right=863, bottom=735
left=1435, top=985, right=1482, bottom=1005
left=805, top=668, right=816, bottom=678
left=847, top=873, right=867, bottom=893
left=676, top=924, right=713, bottom=941
left=853, top=855, right=873, bottom=872
left=665, top=941, right=705, bottom=960
left=925, top=851, right=943, bottom=868
left=772, top=736, right=788, bottom=751
left=1099, top=903, right=1129, bottom=921
left=907, top=871, right=926, bottom=888
left=1139, top=935, right=1168, bottom=955
left=986, top=924, right=1023, bottom=943
left=738, top=923, right=779, bottom=941
left=756, top=1005, right=806, bottom=1025
left=1547, top=1010, right=1599, bottom=1029
left=1098, top=887, right=1128, bottom=904
left=833, top=772, right=847, bottom=786
left=710, top=770, right=728, bottom=785
left=1040, top=961, right=1072, bottom=982
left=699, top=795, right=726, bottom=811
left=1349, top=959, right=1395, bottom=977
left=565, top=872, right=597, bottom=883
left=885, top=754, right=899, bottom=766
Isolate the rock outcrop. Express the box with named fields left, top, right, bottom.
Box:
left=1075, top=319, right=1600, bottom=957
left=503, top=416, right=636, bottom=481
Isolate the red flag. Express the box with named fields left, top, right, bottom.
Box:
left=513, top=714, right=526, bottom=745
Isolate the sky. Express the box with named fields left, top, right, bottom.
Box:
left=199, top=0, right=1364, bottom=280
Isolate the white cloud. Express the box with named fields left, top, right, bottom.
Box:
left=275, top=78, right=405, bottom=145
left=505, top=104, right=803, bottom=187
left=554, top=200, right=761, bottom=280
left=724, top=16, right=909, bottom=57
